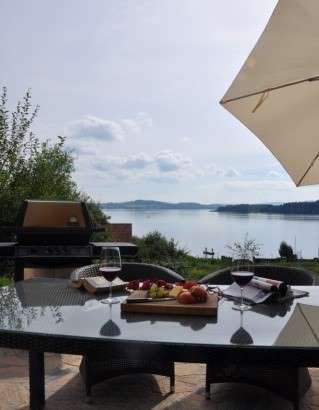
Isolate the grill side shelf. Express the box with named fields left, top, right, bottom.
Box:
left=0, top=242, right=16, bottom=257
left=15, top=245, right=92, bottom=257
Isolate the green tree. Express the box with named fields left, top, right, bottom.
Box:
left=0, top=87, right=108, bottom=238
left=133, top=231, right=187, bottom=263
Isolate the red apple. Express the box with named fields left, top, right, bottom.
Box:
left=183, top=281, right=197, bottom=290
left=190, top=286, right=208, bottom=303
left=177, top=291, right=196, bottom=304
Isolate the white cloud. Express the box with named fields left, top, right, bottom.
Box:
left=120, top=119, right=142, bottom=135
left=123, top=153, right=153, bottom=169
left=66, top=113, right=155, bottom=169
left=224, top=167, right=239, bottom=178
left=136, top=112, right=153, bottom=128
left=180, top=137, right=191, bottom=143
left=70, top=115, right=125, bottom=141
left=88, top=153, right=153, bottom=174
left=73, top=149, right=199, bottom=184
left=155, top=150, right=192, bottom=172
left=268, top=170, right=283, bottom=178
left=66, top=141, right=96, bottom=157
left=207, top=163, right=239, bottom=178
left=207, top=163, right=224, bottom=176
left=221, top=179, right=293, bottom=191
left=92, top=156, right=124, bottom=172
left=147, top=173, right=182, bottom=184
left=69, top=113, right=153, bottom=143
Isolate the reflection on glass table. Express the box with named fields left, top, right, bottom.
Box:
left=100, top=306, right=121, bottom=337
left=230, top=311, right=253, bottom=345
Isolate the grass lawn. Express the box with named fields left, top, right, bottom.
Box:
left=182, top=256, right=230, bottom=280
left=182, top=257, right=319, bottom=281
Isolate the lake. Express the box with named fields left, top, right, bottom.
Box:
left=103, top=209, right=319, bottom=259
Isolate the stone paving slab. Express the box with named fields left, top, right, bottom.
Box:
left=0, top=349, right=318, bottom=409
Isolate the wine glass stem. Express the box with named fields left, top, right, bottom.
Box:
left=240, top=287, right=244, bottom=307
left=109, top=282, right=112, bottom=299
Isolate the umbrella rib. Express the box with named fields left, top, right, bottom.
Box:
left=220, top=75, right=319, bottom=105
left=297, top=151, right=319, bottom=187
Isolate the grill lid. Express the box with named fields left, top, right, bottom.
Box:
left=16, top=200, right=94, bottom=245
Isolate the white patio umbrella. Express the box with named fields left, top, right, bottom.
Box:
left=221, top=0, right=319, bottom=187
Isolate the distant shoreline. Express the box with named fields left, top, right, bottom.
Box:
left=103, top=206, right=218, bottom=210
left=101, top=200, right=221, bottom=211
left=101, top=199, right=319, bottom=215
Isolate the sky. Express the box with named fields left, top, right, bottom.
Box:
left=2, top=0, right=319, bottom=204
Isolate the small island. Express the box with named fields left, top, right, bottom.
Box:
left=217, top=200, right=319, bottom=215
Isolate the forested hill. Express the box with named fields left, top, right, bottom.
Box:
left=217, top=200, right=319, bottom=214
left=101, top=200, right=221, bottom=210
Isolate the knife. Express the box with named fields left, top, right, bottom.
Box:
left=126, top=297, right=175, bottom=304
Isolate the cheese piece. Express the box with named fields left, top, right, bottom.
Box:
left=169, top=286, right=184, bottom=298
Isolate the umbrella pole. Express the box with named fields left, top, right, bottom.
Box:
left=297, top=151, right=319, bottom=186
left=220, top=76, right=319, bottom=105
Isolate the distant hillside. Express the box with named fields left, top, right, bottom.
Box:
left=217, top=200, right=319, bottom=215
left=101, top=200, right=222, bottom=210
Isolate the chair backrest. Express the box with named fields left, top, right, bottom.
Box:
left=71, top=262, right=184, bottom=283
left=120, top=262, right=184, bottom=282
left=198, top=265, right=314, bottom=286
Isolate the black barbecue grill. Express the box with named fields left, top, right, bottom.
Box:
left=0, top=200, right=137, bottom=281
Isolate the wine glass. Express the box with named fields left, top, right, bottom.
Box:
left=247, top=250, right=255, bottom=274
left=99, top=247, right=121, bottom=305
left=231, top=256, right=253, bottom=311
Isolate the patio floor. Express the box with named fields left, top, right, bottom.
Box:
left=0, top=349, right=319, bottom=409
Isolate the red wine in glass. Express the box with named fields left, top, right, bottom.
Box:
left=99, top=247, right=121, bottom=305
left=99, top=267, right=121, bottom=283
left=231, top=271, right=254, bottom=311
left=231, top=271, right=254, bottom=287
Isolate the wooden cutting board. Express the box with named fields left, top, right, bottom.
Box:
left=121, top=292, right=218, bottom=316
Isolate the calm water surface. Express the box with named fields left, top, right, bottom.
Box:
left=104, top=209, right=319, bottom=258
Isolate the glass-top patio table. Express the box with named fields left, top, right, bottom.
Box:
left=0, top=277, right=319, bottom=409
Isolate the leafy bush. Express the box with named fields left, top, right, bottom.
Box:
left=132, top=231, right=188, bottom=265
left=279, top=241, right=296, bottom=261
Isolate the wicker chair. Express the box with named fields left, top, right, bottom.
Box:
left=198, top=264, right=314, bottom=286
left=199, top=265, right=314, bottom=409
left=72, top=262, right=184, bottom=401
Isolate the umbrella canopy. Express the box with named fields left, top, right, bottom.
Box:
left=221, top=0, right=319, bottom=186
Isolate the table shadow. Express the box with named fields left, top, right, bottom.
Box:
left=122, top=312, right=217, bottom=331
left=17, top=371, right=172, bottom=410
